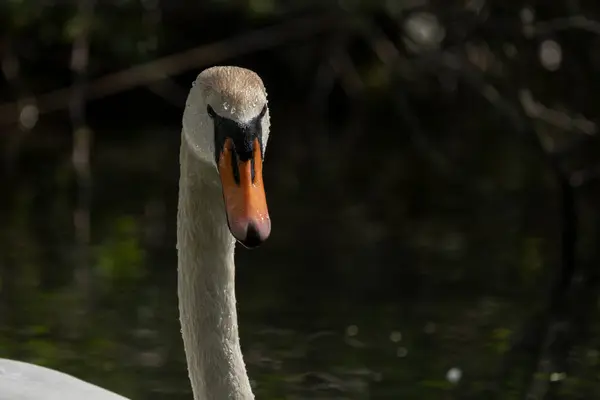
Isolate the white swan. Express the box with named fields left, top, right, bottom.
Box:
left=0, top=66, right=271, bottom=400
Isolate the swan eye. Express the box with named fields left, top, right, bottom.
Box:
left=207, top=105, right=216, bottom=118
left=259, top=105, right=267, bottom=118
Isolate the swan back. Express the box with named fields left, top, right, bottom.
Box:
left=0, top=358, right=129, bottom=400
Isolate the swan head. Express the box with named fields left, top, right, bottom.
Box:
left=183, top=66, right=271, bottom=249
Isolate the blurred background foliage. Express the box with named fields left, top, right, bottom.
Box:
left=1, top=0, right=600, bottom=399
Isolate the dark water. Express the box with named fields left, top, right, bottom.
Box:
left=0, top=109, right=594, bottom=400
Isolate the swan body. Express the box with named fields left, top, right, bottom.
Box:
left=0, top=66, right=271, bottom=400
left=0, top=359, right=128, bottom=400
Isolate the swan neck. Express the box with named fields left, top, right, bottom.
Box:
left=177, top=139, right=254, bottom=400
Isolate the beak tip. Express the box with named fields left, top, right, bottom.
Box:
left=231, top=219, right=271, bottom=249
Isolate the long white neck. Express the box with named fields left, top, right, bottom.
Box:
left=177, top=138, right=254, bottom=400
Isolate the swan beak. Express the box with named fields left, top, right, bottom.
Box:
left=218, top=137, right=271, bottom=248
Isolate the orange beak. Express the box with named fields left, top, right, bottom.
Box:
left=218, top=137, right=271, bottom=248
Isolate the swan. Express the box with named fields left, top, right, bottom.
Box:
left=0, top=66, right=271, bottom=400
